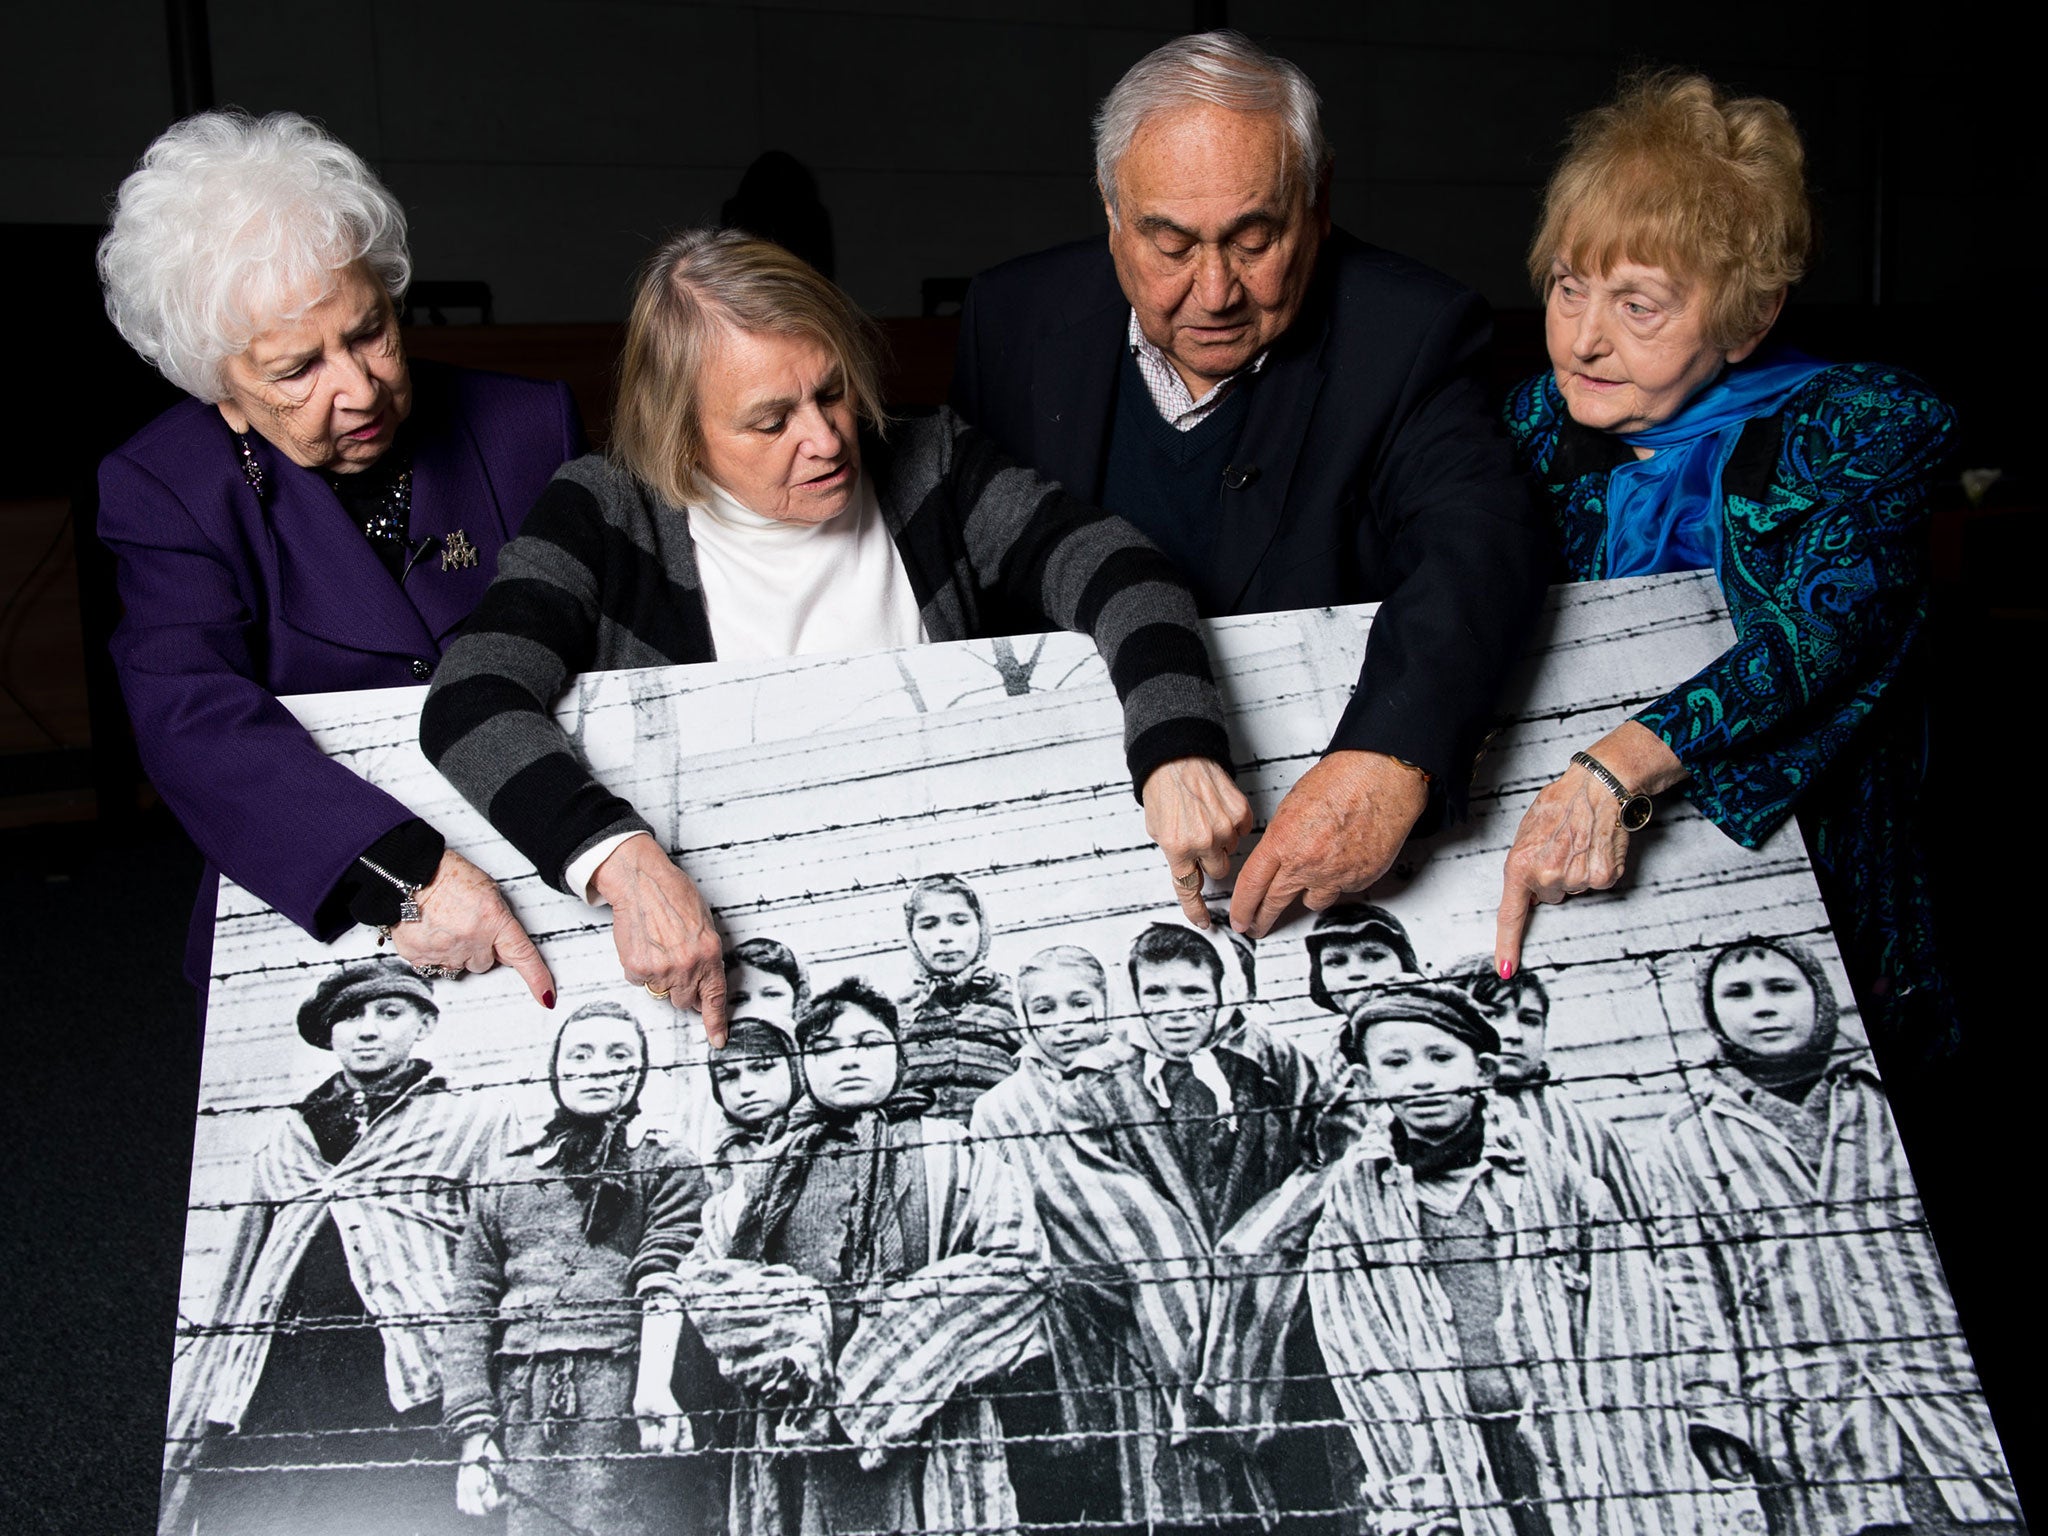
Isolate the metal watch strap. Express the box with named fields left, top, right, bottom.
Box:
left=1570, top=750, right=1653, bottom=831
left=357, top=854, right=424, bottom=923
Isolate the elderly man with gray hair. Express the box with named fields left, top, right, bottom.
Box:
left=955, top=31, right=1549, bottom=939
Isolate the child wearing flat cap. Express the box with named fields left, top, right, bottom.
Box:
left=1214, top=983, right=1701, bottom=1536
left=166, top=956, right=516, bottom=1535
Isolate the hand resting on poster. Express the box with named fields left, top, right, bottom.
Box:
left=1229, top=751, right=1432, bottom=939
left=1495, top=721, right=1687, bottom=976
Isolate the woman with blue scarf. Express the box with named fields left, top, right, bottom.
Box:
left=1495, top=72, right=1957, bottom=1059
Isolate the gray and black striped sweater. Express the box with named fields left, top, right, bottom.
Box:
left=420, top=408, right=1231, bottom=892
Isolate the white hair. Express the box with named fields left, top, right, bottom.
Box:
left=1093, top=30, right=1330, bottom=227
left=96, top=111, right=411, bottom=401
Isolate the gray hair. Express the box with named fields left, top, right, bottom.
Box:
left=97, top=110, right=411, bottom=401
left=1093, top=30, right=1330, bottom=226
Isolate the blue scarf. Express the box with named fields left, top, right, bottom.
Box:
left=1603, top=351, right=1831, bottom=578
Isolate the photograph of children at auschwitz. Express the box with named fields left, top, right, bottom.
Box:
left=162, top=585, right=2021, bottom=1536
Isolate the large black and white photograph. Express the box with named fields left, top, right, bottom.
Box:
left=161, top=579, right=2019, bottom=1536
left=4, top=12, right=2035, bottom=1536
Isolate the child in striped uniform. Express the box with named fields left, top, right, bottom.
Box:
left=971, top=946, right=1121, bottom=1533
left=1048, top=922, right=1331, bottom=1529
left=166, top=958, right=514, bottom=1536
left=1650, top=938, right=2022, bottom=1534
left=1300, top=984, right=1699, bottom=1536
left=897, top=874, right=1022, bottom=1123
left=1444, top=954, right=1704, bottom=1532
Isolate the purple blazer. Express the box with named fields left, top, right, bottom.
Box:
left=97, top=360, right=584, bottom=987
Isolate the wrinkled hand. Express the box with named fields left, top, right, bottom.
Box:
left=1230, top=752, right=1431, bottom=939
left=1142, top=756, right=1253, bottom=928
left=455, top=1432, right=504, bottom=1517
left=592, top=834, right=728, bottom=1047
left=1494, top=721, right=1686, bottom=978
left=391, top=849, right=555, bottom=1007
left=635, top=1383, right=693, bottom=1454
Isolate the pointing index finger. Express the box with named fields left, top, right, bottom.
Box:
left=1495, top=875, right=1535, bottom=980
left=696, top=970, right=729, bottom=1049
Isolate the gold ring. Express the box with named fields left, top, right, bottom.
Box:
left=645, top=982, right=672, bottom=999
left=1173, top=869, right=1204, bottom=891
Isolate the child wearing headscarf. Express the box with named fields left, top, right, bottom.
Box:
left=664, top=979, right=1046, bottom=1536
left=970, top=945, right=1112, bottom=1173
left=1651, top=938, right=2020, bottom=1534
left=441, top=1001, right=712, bottom=1535
left=897, top=874, right=1021, bottom=1122
left=707, top=938, right=810, bottom=1195
left=706, top=1017, right=799, bottom=1196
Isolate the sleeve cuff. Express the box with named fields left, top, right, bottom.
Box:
left=1125, top=719, right=1234, bottom=803
left=331, top=820, right=447, bottom=928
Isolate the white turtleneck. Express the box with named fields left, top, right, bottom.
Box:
left=565, top=469, right=928, bottom=903
left=686, top=471, right=926, bottom=661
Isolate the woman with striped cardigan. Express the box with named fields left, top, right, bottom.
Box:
left=421, top=230, right=1249, bottom=1048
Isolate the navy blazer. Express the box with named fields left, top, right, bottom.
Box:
left=97, top=360, right=583, bottom=984
left=952, top=231, right=1549, bottom=817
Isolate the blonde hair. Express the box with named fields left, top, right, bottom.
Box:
left=610, top=229, right=886, bottom=507
left=1528, top=71, right=1813, bottom=350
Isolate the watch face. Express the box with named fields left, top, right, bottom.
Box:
left=1620, top=794, right=1653, bottom=833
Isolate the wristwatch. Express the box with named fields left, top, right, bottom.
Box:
left=1570, top=750, right=1653, bottom=832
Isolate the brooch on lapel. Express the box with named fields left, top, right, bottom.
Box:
left=440, top=529, right=479, bottom=572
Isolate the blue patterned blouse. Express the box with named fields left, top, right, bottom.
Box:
left=1505, top=363, right=1957, bottom=1053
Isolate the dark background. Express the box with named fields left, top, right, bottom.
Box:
left=0, top=2, right=2036, bottom=1531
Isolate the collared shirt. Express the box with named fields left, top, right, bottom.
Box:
left=1126, top=309, right=1269, bottom=432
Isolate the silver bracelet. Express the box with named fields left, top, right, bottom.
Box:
left=359, top=853, right=425, bottom=939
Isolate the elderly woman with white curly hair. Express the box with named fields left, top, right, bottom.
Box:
left=97, top=110, right=581, bottom=1013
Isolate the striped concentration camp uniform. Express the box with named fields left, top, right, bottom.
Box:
left=163, top=1072, right=515, bottom=1536
left=680, top=1115, right=1046, bottom=1536
left=1041, top=1016, right=1327, bottom=1524
left=181, top=1075, right=515, bottom=1434
left=1495, top=1078, right=1699, bottom=1531
left=1261, top=1109, right=1701, bottom=1536
left=1650, top=1058, right=2021, bottom=1533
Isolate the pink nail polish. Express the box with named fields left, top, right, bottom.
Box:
left=1498, top=960, right=1514, bottom=980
